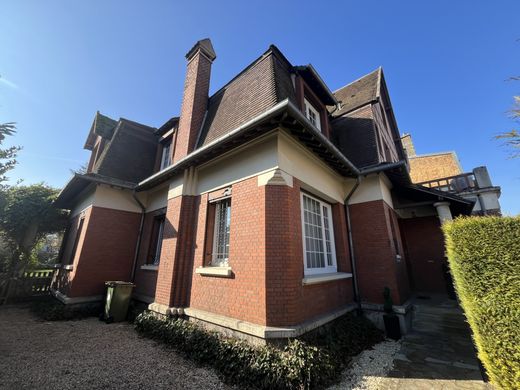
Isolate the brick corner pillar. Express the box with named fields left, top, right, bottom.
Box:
left=151, top=169, right=200, bottom=315
left=172, top=38, right=216, bottom=164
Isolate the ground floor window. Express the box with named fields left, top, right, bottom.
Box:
left=301, top=192, right=337, bottom=275
left=212, top=197, right=231, bottom=266
left=69, top=217, right=85, bottom=265
left=148, top=215, right=165, bottom=265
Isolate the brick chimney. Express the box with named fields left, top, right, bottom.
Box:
left=172, top=38, right=216, bottom=163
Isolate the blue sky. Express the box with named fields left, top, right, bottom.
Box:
left=1, top=1, right=519, bottom=214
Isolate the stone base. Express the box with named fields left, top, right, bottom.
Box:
left=361, top=300, right=414, bottom=334
left=51, top=288, right=103, bottom=305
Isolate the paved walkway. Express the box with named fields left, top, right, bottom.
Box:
left=382, top=295, right=492, bottom=389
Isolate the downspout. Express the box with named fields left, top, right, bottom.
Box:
left=344, top=177, right=362, bottom=313
left=131, top=191, right=146, bottom=282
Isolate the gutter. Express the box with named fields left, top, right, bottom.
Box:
left=130, top=191, right=146, bottom=282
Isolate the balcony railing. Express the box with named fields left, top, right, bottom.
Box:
left=416, top=172, right=478, bottom=193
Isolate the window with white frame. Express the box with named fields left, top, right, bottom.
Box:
left=148, top=215, right=165, bottom=265
left=160, top=141, right=172, bottom=170
left=304, top=98, right=321, bottom=131
left=301, top=193, right=336, bottom=275
left=212, top=197, right=231, bottom=266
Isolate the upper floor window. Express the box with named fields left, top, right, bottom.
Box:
left=301, top=193, right=336, bottom=275
left=304, top=98, right=321, bottom=132
left=160, top=141, right=172, bottom=170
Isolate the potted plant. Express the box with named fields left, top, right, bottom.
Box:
left=383, top=287, right=401, bottom=340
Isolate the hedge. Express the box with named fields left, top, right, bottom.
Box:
left=443, top=216, right=520, bottom=389
left=134, top=311, right=383, bottom=389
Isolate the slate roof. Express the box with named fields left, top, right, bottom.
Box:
left=332, top=68, right=381, bottom=117
left=197, top=46, right=297, bottom=147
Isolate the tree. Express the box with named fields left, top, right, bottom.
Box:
left=495, top=77, right=520, bottom=158
left=0, top=122, right=21, bottom=184
left=0, top=184, right=68, bottom=302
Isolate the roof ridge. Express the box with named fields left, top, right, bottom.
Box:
left=332, top=67, right=381, bottom=94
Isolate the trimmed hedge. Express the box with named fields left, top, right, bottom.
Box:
left=443, top=216, right=520, bottom=389
left=134, top=311, right=383, bottom=389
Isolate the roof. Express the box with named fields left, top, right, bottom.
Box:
left=54, top=173, right=136, bottom=209
left=156, top=116, right=179, bottom=137
left=332, top=68, right=381, bottom=117
left=196, top=45, right=297, bottom=147
left=84, top=112, right=118, bottom=150
left=138, top=99, right=360, bottom=191
left=294, top=65, right=337, bottom=106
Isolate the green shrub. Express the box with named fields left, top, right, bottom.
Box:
left=134, top=311, right=382, bottom=389
left=443, top=216, right=520, bottom=389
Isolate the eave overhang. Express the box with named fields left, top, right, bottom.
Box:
left=137, top=99, right=359, bottom=191
left=294, top=65, right=338, bottom=106
left=54, top=173, right=136, bottom=209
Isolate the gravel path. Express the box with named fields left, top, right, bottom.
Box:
left=328, top=340, right=401, bottom=390
left=0, top=305, right=233, bottom=390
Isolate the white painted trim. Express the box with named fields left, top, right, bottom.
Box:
left=63, top=264, right=74, bottom=271
left=140, top=264, right=159, bottom=271
left=184, top=304, right=357, bottom=339
left=195, top=266, right=232, bottom=277
left=300, top=192, right=337, bottom=276
left=302, top=272, right=352, bottom=285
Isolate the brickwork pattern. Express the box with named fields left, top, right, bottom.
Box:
left=409, top=153, right=462, bottom=183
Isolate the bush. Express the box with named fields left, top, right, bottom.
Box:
left=31, top=298, right=101, bottom=321
left=443, top=216, right=520, bottom=389
left=135, top=311, right=383, bottom=389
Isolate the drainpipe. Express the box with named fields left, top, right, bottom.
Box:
left=344, top=177, right=362, bottom=313
left=131, top=191, right=146, bottom=282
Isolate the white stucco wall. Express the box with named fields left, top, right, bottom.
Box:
left=346, top=173, right=394, bottom=208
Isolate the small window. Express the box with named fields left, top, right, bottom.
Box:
left=304, top=98, right=321, bottom=131
left=148, top=215, right=165, bottom=265
left=301, top=193, right=336, bottom=275
left=212, top=198, right=231, bottom=266
left=160, top=141, right=172, bottom=170
left=69, top=217, right=85, bottom=265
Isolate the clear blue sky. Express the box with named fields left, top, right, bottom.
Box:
left=1, top=1, right=519, bottom=214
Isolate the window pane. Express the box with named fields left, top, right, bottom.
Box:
left=213, top=198, right=231, bottom=266
left=153, top=218, right=165, bottom=265
left=302, top=195, right=325, bottom=269
left=323, top=206, right=333, bottom=266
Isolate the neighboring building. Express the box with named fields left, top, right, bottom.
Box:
left=402, top=133, right=501, bottom=215
left=53, top=39, right=476, bottom=342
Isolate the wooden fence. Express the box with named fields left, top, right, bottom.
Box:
left=0, top=269, right=55, bottom=304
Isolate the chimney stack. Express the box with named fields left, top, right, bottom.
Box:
left=400, top=133, right=416, bottom=158
left=173, top=38, right=216, bottom=163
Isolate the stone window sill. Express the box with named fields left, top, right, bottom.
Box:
left=195, top=266, right=232, bottom=277
left=302, top=272, right=352, bottom=286
left=140, top=264, right=159, bottom=271
left=63, top=264, right=74, bottom=271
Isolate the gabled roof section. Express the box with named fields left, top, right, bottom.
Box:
left=92, top=118, right=158, bottom=183
left=156, top=116, right=179, bottom=137
left=332, top=68, right=381, bottom=117
left=84, top=111, right=118, bottom=150
left=196, top=45, right=297, bottom=148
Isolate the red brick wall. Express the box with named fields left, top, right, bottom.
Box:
left=264, top=179, right=353, bottom=326
left=189, top=177, right=268, bottom=325
left=399, top=216, right=447, bottom=293
left=154, top=195, right=199, bottom=307
left=349, top=200, right=411, bottom=305
left=173, top=50, right=212, bottom=163
left=188, top=176, right=353, bottom=327
left=58, top=206, right=141, bottom=298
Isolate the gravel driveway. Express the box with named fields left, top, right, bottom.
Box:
left=0, top=305, right=233, bottom=390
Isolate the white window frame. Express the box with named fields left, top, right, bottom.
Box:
left=160, top=141, right=172, bottom=170
left=300, top=192, right=337, bottom=275
left=304, top=98, right=321, bottom=132
left=211, top=197, right=231, bottom=267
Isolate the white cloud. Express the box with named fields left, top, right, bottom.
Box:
left=0, top=76, right=19, bottom=90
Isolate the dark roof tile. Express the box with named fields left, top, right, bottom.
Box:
left=332, top=68, right=381, bottom=116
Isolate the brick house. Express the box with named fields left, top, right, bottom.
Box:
left=53, top=39, right=475, bottom=341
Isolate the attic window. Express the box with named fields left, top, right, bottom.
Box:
left=304, top=98, right=321, bottom=131
left=160, top=140, right=172, bottom=170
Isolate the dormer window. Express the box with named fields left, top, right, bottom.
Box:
left=160, top=140, right=172, bottom=170
left=304, top=98, right=321, bottom=132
